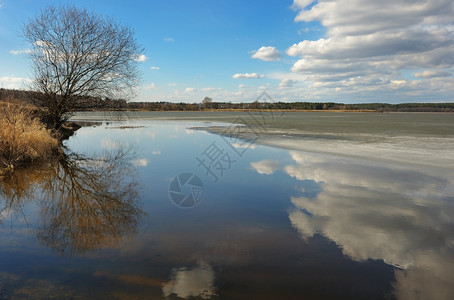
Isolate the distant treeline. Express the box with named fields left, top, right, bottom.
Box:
left=127, top=100, right=454, bottom=112
left=1, top=88, right=454, bottom=112
left=0, top=88, right=127, bottom=110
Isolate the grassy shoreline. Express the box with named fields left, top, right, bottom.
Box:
left=0, top=101, right=59, bottom=174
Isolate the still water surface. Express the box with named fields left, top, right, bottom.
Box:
left=0, top=112, right=453, bottom=299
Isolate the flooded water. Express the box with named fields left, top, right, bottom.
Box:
left=0, top=112, right=453, bottom=299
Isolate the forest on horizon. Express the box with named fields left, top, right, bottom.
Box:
left=2, top=88, right=454, bottom=112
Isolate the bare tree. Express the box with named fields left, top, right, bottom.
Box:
left=23, top=5, right=144, bottom=130
left=202, top=96, right=213, bottom=109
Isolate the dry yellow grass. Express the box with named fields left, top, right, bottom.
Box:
left=0, top=100, right=58, bottom=172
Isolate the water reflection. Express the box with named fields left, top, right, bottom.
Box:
left=250, top=160, right=279, bottom=175
left=282, top=150, right=454, bottom=299
left=0, top=147, right=142, bottom=255
left=162, top=261, right=217, bottom=299
left=2, top=118, right=452, bottom=299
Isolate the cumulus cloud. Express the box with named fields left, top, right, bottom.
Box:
left=287, top=0, right=454, bottom=100
left=133, top=54, right=148, bottom=62
left=232, top=73, right=265, bottom=79
left=250, top=160, right=279, bottom=175
left=292, top=0, right=315, bottom=10
left=150, top=66, right=160, bottom=70
left=162, top=262, right=216, bottom=299
left=293, top=0, right=454, bottom=36
left=251, top=46, right=281, bottom=61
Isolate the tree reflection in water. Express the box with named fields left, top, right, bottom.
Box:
left=0, top=146, right=143, bottom=255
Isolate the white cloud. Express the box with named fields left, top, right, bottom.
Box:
left=232, top=73, right=265, bottom=79
left=414, top=70, right=451, bottom=78
left=163, top=37, right=175, bottom=42
left=184, top=87, right=196, bottom=93
left=162, top=262, right=216, bottom=299
left=293, top=0, right=454, bottom=36
left=251, top=46, right=281, bottom=61
left=200, top=87, right=218, bottom=92
left=292, top=0, right=315, bottom=10
left=133, top=54, right=148, bottom=62
left=138, top=83, right=304, bottom=103
left=150, top=66, right=160, bottom=70
left=278, top=78, right=297, bottom=89
left=168, top=83, right=178, bottom=87
left=144, top=83, right=156, bottom=90
left=250, top=160, right=279, bottom=175
left=0, top=76, right=32, bottom=89
left=9, top=49, right=32, bottom=55
left=287, top=0, right=454, bottom=101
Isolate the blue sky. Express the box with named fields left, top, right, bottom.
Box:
left=1, top=0, right=453, bottom=103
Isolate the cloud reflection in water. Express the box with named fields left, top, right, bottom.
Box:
left=283, top=150, right=454, bottom=299
left=162, top=261, right=216, bottom=299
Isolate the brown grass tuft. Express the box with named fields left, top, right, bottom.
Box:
left=0, top=100, right=58, bottom=173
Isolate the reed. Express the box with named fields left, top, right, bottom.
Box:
left=0, top=100, right=58, bottom=173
